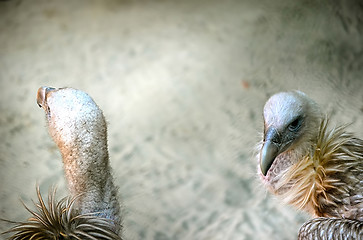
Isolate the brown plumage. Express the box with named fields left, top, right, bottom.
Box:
left=257, top=91, right=362, bottom=239
left=3, top=87, right=122, bottom=239
left=3, top=187, right=120, bottom=240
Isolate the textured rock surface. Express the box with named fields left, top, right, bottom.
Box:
left=0, top=1, right=362, bottom=239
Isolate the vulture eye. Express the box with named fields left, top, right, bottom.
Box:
left=288, top=117, right=302, bottom=132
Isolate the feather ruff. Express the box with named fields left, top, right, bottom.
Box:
left=275, top=118, right=363, bottom=217
left=2, top=186, right=122, bottom=240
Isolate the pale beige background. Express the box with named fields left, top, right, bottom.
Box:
left=0, top=0, right=362, bottom=239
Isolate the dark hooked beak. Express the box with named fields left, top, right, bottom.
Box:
left=37, top=86, right=56, bottom=108
left=260, top=127, right=281, bottom=176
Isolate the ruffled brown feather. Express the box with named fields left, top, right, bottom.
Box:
left=2, top=186, right=122, bottom=240
left=275, top=118, right=363, bottom=217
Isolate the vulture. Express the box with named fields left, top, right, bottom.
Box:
left=257, top=91, right=362, bottom=239
left=3, top=87, right=122, bottom=239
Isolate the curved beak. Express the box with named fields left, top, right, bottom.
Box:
left=260, top=127, right=281, bottom=176
left=37, top=86, right=56, bottom=108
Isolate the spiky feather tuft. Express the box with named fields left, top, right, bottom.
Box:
left=2, top=186, right=122, bottom=240
left=275, top=118, right=363, bottom=217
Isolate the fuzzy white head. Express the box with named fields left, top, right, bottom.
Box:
left=37, top=87, right=105, bottom=152
left=259, top=91, right=323, bottom=181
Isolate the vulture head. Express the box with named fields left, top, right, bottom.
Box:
left=36, top=86, right=107, bottom=159
left=259, top=91, right=323, bottom=186
left=257, top=91, right=363, bottom=237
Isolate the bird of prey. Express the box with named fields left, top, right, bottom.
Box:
left=257, top=91, right=362, bottom=239
left=3, top=87, right=122, bottom=239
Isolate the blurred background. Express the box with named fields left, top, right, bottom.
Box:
left=0, top=0, right=362, bottom=239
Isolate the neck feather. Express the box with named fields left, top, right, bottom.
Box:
left=274, top=119, right=362, bottom=217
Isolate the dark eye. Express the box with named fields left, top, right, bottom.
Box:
left=288, top=117, right=302, bottom=132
